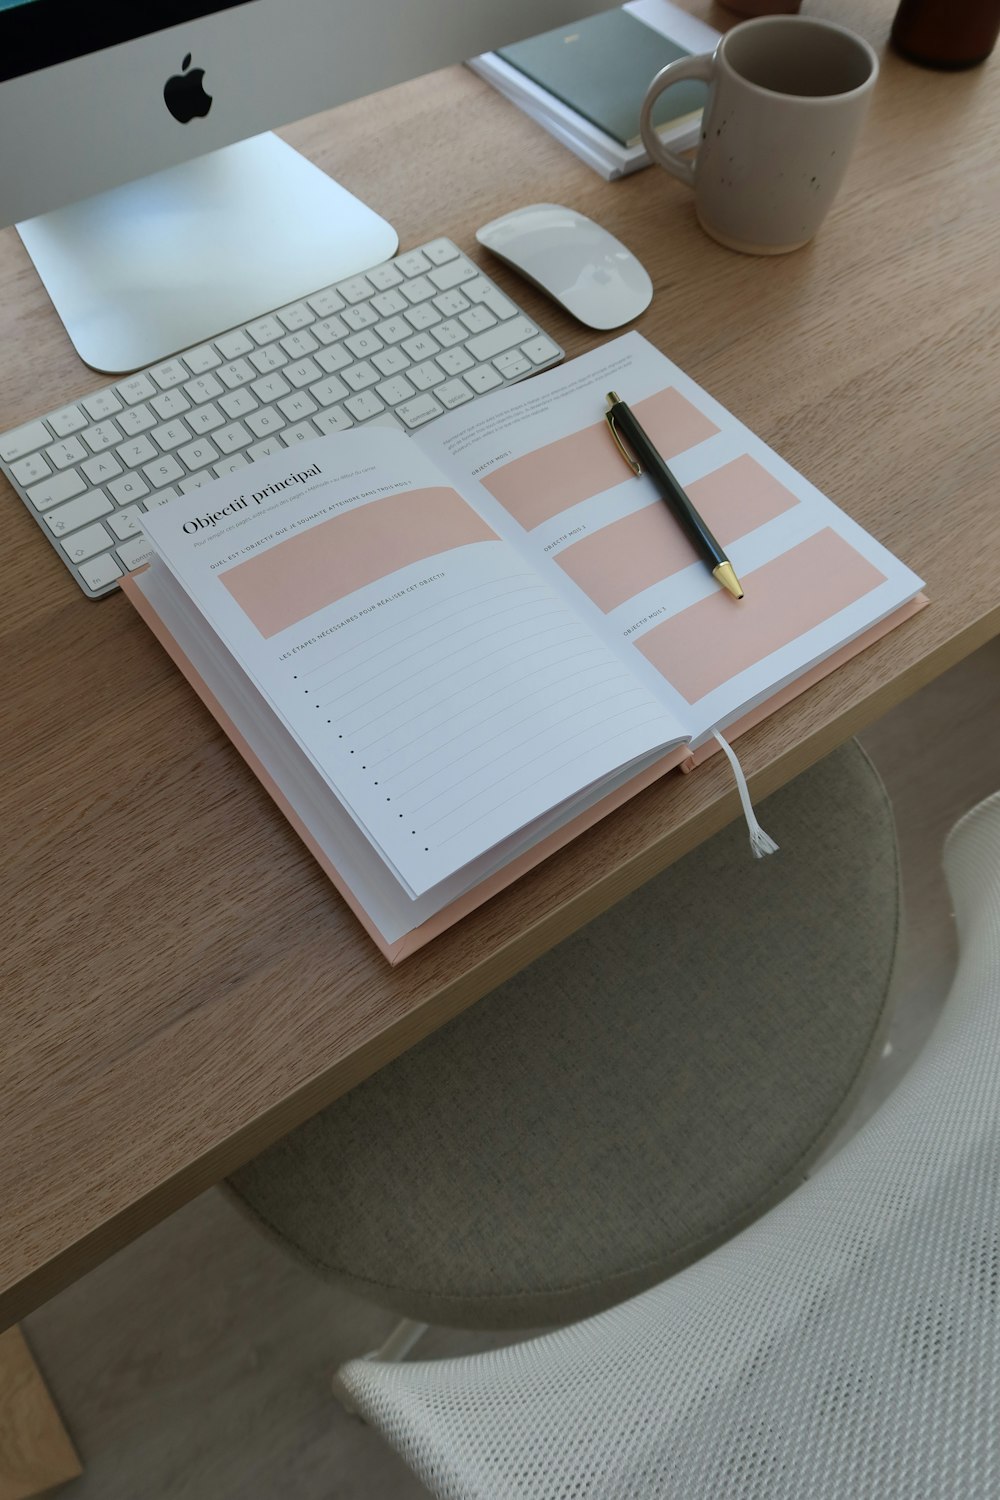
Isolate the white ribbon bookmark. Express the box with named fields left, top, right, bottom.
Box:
left=712, top=731, right=779, bottom=859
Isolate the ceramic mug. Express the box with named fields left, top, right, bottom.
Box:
left=639, top=16, right=879, bottom=254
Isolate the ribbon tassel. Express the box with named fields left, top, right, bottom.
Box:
left=712, top=731, right=779, bottom=859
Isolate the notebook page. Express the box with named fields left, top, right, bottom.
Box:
left=140, top=428, right=687, bottom=897
left=422, top=332, right=923, bottom=740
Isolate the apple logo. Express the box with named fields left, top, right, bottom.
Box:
left=163, top=54, right=212, bottom=123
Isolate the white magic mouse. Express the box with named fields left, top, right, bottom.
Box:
left=476, top=203, right=653, bottom=331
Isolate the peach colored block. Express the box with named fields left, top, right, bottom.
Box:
left=636, top=528, right=888, bottom=703
left=481, top=387, right=719, bottom=530
left=220, top=486, right=497, bottom=638
left=556, top=455, right=799, bottom=612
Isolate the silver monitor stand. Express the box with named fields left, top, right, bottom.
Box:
left=17, top=133, right=397, bottom=374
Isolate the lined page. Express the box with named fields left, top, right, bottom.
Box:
left=140, top=429, right=687, bottom=897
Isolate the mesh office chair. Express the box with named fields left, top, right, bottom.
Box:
left=334, top=789, right=1000, bottom=1498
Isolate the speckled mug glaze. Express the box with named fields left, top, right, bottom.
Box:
left=640, top=16, right=878, bottom=254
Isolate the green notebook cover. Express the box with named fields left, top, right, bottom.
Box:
left=496, top=11, right=704, bottom=149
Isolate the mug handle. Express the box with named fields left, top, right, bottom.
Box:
left=639, top=52, right=716, bottom=189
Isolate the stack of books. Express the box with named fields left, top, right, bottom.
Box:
left=467, top=0, right=721, bottom=180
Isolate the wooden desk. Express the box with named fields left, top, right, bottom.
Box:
left=1, top=0, right=997, bottom=1330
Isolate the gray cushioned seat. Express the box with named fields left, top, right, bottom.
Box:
left=227, top=740, right=901, bottom=1330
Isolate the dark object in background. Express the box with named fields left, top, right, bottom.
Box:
left=891, top=0, right=1000, bottom=67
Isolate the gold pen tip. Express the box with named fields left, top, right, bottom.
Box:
left=713, top=561, right=744, bottom=600
left=606, top=390, right=621, bottom=408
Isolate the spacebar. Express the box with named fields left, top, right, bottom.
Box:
left=465, top=316, right=538, bottom=362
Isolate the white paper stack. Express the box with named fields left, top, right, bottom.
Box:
left=467, top=0, right=721, bottom=181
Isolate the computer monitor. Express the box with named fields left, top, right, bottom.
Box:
left=0, top=0, right=608, bottom=373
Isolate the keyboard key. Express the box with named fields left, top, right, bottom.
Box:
left=372, top=346, right=410, bottom=377
left=376, top=374, right=416, bottom=405
left=281, top=330, right=318, bottom=360
left=395, top=249, right=432, bottom=276
left=465, top=364, right=504, bottom=394
left=338, top=275, right=374, bottom=305
left=115, top=373, right=157, bottom=404
left=434, top=289, right=471, bottom=317
left=184, top=374, right=224, bottom=404
left=43, top=490, right=112, bottom=536
left=81, top=453, right=123, bottom=484
left=312, top=314, right=348, bottom=344
left=117, top=403, right=158, bottom=436
left=246, top=407, right=285, bottom=438
left=151, top=388, right=191, bottom=420
left=27, top=469, right=86, bottom=511
left=341, top=303, right=379, bottom=332
left=345, top=331, right=383, bottom=360
left=177, top=438, right=220, bottom=471
left=108, top=505, right=145, bottom=540
left=78, top=551, right=123, bottom=592
left=220, top=387, right=260, bottom=418
left=0, top=420, right=50, bottom=462
left=366, top=262, right=403, bottom=291
left=82, top=389, right=123, bottom=420
left=279, top=392, right=318, bottom=422
left=11, top=452, right=51, bottom=486
left=246, top=315, right=284, bottom=344
left=48, top=404, right=88, bottom=438
left=82, top=420, right=122, bottom=453
left=376, top=316, right=411, bottom=346
left=460, top=305, right=498, bottom=335
left=275, top=301, right=315, bottom=331
left=214, top=455, right=249, bottom=476
left=371, top=289, right=408, bottom=318
left=143, top=454, right=185, bottom=488
left=282, top=422, right=320, bottom=446
left=436, top=378, right=474, bottom=409
left=247, top=438, right=286, bottom=461
left=396, top=394, right=444, bottom=429
left=249, top=373, right=290, bottom=404
left=405, top=302, right=441, bottom=332
left=250, top=345, right=287, bottom=375
left=494, top=351, right=532, bottom=379
left=145, top=486, right=180, bottom=510
left=522, top=334, right=562, bottom=364
left=151, top=420, right=191, bottom=452
left=344, top=391, right=385, bottom=422
left=108, top=472, right=150, bottom=505
left=116, top=535, right=155, bottom=571
left=428, top=257, right=478, bottom=291
left=422, top=238, right=460, bottom=266
left=408, top=361, right=444, bottom=391
left=310, top=375, right=349, bottom=406
left=285, top=358, right=323, bottom=389
left=186, top=402, right=227, bottom=435
left=179, top=475, right=209, bottom=493
left=402, top=334, right=440, bottom=363
left=116, top=436, right=158, bottom=467
left=46, top=437, right=87, bottom=469
left=218, top=358, right=255, bottom=388
left=437, top=346, right=475, bottom=376
left=342, top=361, right=379, bottom=392
left=465, top=315, right=538, bottom=363
left=432, top=319, right=468, bottom=349
left=60, top=521, right=114, bottom=564
left=313, top=406, right=353, bottom=434
left=316, top=344, right=352, bottom=375
left=181, top=344, right=221, bottom=375
left=215, top=329, right=254, bottom=360
left=149, top=358, right=189, bottom=389
left=307, top=287, right=346, bottom=317
left=400, top=275, right=435, bottom=305
left=213, top=422, right=253, bottom=454
left=468, top=284, right=518, bottom=320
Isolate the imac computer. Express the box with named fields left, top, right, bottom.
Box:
left=0, top=0, right=608, bottom=372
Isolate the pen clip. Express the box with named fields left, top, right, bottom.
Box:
left=604, top=392, right=642, bottom=477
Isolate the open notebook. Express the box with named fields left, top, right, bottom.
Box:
left=123, top=333, right=925, bottom=961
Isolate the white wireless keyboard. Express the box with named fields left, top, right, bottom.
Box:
left=0, top=238, right=563, bottom=599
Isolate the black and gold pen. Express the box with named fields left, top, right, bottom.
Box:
left=605, top=391, right=743, bottom=600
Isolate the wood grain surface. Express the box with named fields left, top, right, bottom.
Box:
left=2, top=0, right=998, bottom=1329
left=0, top=1329, right=80, bottom=1499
